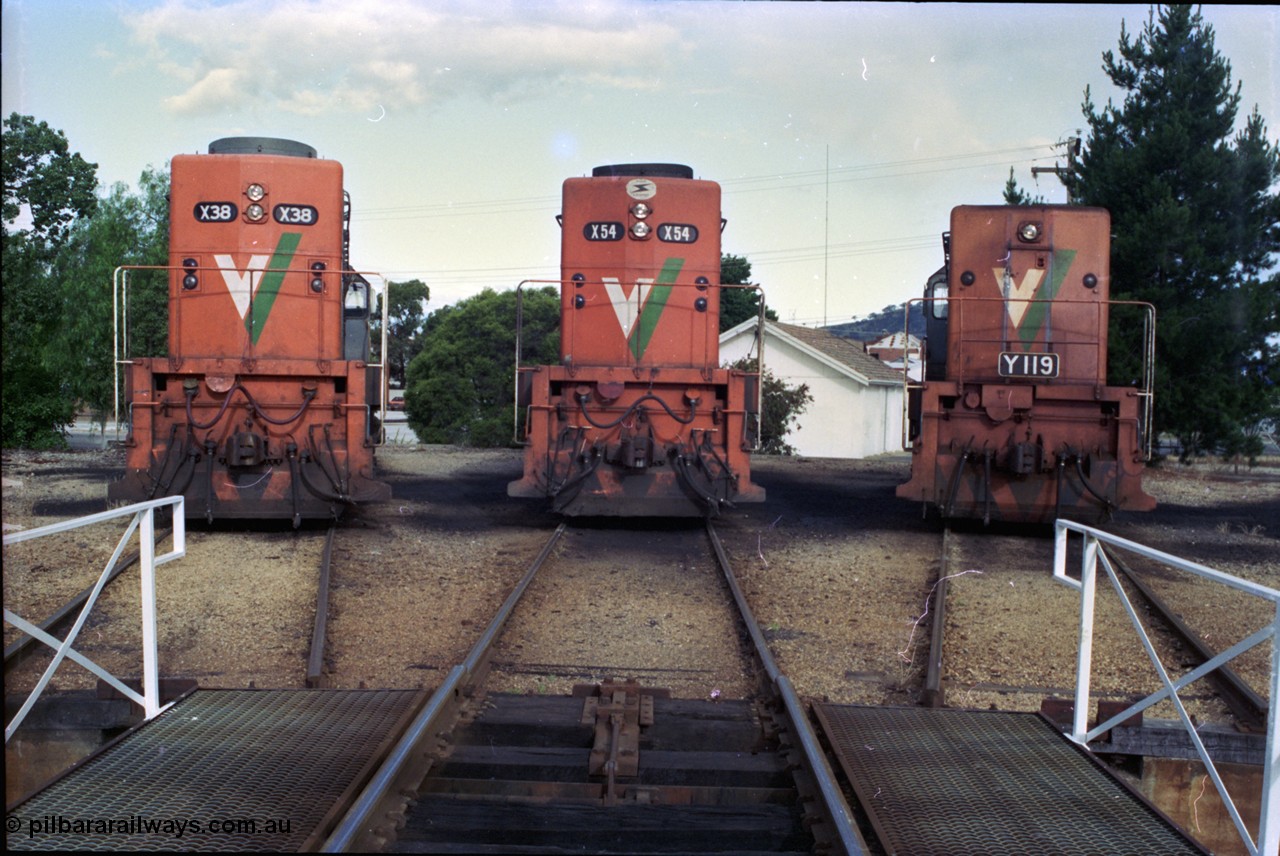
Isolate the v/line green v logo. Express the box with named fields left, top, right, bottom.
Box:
left=601, top=257, right=685, bottom=360
left=995, top=248, right=1078, bottom=351
left=214, top=232, right=303, bottom=345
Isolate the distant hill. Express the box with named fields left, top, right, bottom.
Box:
left=825, top=302, right=925, bottom=341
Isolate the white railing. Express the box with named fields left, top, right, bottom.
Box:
left=1054, top=519, right=1280, bottom=856
left=4, top=497, right=186, bottom=742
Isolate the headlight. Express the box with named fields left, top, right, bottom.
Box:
left=631, top=221, right=651, bottom=239
left=631, top=202, right=650, bottom=219
left=1017, top=221, right=1041, bottom=242
left=246, top=183, right=266, bottom=202
left=246, top=203, right=266, bottom=222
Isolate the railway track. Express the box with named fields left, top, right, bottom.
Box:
left=3, top=526, right=175, bottom=680
left=318, top=522, right=865, bottom=855
left=307, top=525, right=337, bottom=688
left=935, top=525, right=1266, bottom=735
left=1100, top=544, right=1269, bottom=731
left=6, top=520, right=341, bottom=698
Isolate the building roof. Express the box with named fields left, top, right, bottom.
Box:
left=867, top=331, right=922, bottom=352
left=722, top=319, right=903, bottom=386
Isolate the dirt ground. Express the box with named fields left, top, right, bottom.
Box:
left=3, top=445, right=1278, bottom=712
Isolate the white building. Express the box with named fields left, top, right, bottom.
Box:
left=720, top=320, right=905, bottom=459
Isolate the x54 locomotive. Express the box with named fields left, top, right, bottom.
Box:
left=897, top=205, right=1155, bottom=524
left=110, top=137, right=391, bottom=525
left=508, top=164, right=765, bottom=516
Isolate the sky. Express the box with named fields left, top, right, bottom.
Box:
left=3, top=1, right=1277, bottom=328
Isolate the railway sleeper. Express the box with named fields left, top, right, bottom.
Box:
left=391, top=799, right=811, bottom=854
left=393, top=686, right=815, bottom=853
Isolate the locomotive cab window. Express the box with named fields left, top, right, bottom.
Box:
left=344, top=275, right=369, bottom=316
left=926, top=268, right=948, bottom=319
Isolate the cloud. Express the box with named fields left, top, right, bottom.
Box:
left=124, top=0, right=683, bottom=117
left=163, top=66, right=251, bottom=114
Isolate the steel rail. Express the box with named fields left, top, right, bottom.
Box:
left=1104, top=544, right=1269, bottom=731
left=922, top=525, right=952, bottom=707
left=704, top=520, right=869, bottom=856
left=320, top=523, right=567, bottom=852
left=306, top=526, right=337, bottom=688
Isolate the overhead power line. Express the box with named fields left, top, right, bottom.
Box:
left=350, top=143, right=1059, bottom=223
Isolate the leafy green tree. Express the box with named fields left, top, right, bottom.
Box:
left=2, top=115, right=99, bottom=448
left=719, top=253, right=777, bottom=332
left=404, top=287, right=560, bottom=445
left=1063, top=6, right=1280, bottom=460
left=3, top=114, right=99, bottom=256
left=372, top=278, right=430, bottom=387
left=729, top=358, right=813, bottom=455
left=48, top=170, right=170, bottom=426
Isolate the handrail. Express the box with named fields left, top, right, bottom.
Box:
left=1053, top=519, right=1279, bottom=856
left=112, top=264, right=390, bottom=445
left=4, top=496, right=187, bottom=742
left=900, top=296, right=1156, bottom=457
left=511, top=278, right=767, bottom=448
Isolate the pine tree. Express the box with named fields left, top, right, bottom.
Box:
left=1065, top=6, right=1280, bottom=459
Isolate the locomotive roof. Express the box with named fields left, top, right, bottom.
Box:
left=591, top=163, right=694, bottom=179
left=208, top=137, right=318, bottom=158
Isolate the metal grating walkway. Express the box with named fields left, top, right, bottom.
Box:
left=7, top=689, right=422, bottom=852
left=814, top=704, right=1206, bottom=856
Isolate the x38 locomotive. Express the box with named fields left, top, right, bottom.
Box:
left=508, top=164, right=765, bottom=516
left=109, top=137, right=391, bottom=525
left=897, top=205, right=1155, bottom=525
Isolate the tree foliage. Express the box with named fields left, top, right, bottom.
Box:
left=719, top=253, right=777, bottom=333
left=52, top=170, right=171, bottom=424
left=373, top=278, right=430, bottom=387
left=729, top=358, right=813, bottom=455
left=404, top=287, right=560, bottom=446
left=3, top=114, right=99, bottom=255
left=2, top=114, right=100, bottom=448
left=1002, top=167, right=1046, bottom=206
left=1065, top=6, right=1280, bottom=459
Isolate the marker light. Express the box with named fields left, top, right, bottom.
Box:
left=181, top=257, right=199, bottom=290
left=310, top=261, right=326, bottom=293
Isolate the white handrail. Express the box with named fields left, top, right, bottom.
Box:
left=4, top=496, right=186, bottom=742
left=1054, top=519, right=1279, bottom=856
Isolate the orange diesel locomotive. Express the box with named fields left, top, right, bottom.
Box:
left=110, top=137, right=390, bottom=525
left=897, top=205, right=1156, bottom=525
left=508, top=164, right=765, bottom=516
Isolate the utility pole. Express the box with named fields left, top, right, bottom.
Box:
left=823, top=144, right=829, bottom=329
left=1031, top=136, right=1081, bottom=203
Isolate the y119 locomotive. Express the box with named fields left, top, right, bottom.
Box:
left=897, top=205, right=1155, bottom=525
left=109, top=137, right=391, bottom=525
left=508, top=163, right=765, bottom=516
